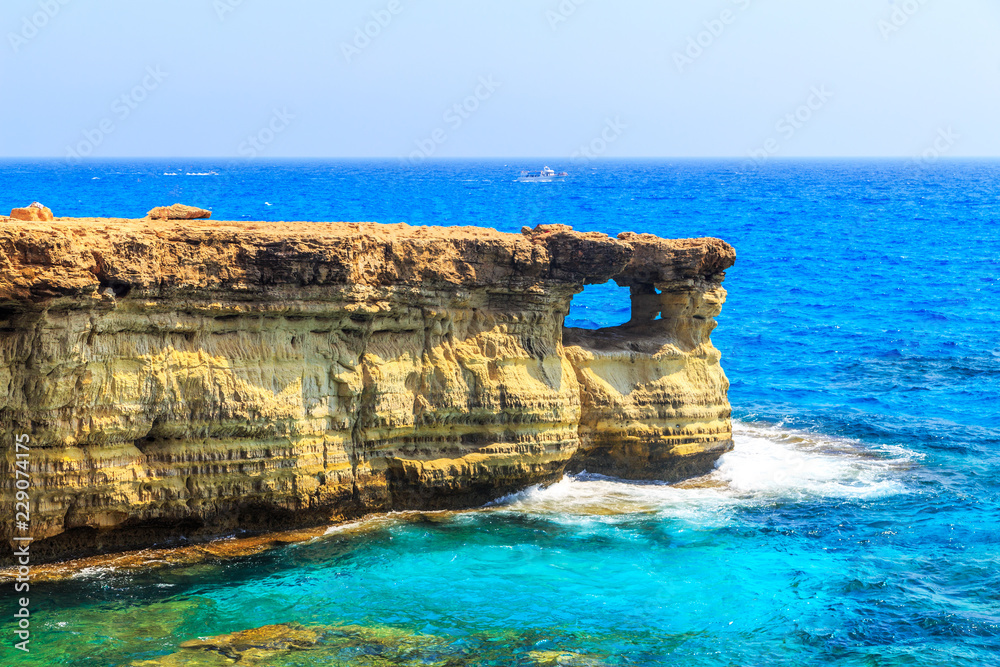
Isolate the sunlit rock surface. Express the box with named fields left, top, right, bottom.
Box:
left=146, top=203, right=212, bottom=220
left=0, top=218, right=735, bottom=562
left=564, top=232, right=736, bottom=481
left=9, top=202, right=54, bottom=222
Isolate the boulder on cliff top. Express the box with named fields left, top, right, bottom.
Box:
left=10, top=202, right=54, bottom=222
left=147, top=204, right=211, bottom=220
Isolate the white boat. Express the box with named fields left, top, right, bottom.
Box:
left=517, top=166, right=568, bottom=182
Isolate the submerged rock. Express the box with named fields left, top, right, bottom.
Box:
left=0, top=217, right=735, bottom=563
left=180, top=623, right=325, bottom=657
left=529, top=650, right=610, bottom=666
left=136, top=622, right=457, bottom=666
left=147, top=203, right=212, bottom=219
left=135, top=621, right=609, bottom=666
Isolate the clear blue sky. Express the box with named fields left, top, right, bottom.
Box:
left=3, top=0, right=999, bottom=159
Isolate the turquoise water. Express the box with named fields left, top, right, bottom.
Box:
left=2, top=159, right=999, bottom=665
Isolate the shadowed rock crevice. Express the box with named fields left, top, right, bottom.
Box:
left=0, top=218, right=735, bottom=563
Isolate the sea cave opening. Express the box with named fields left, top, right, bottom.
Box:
left=565, top=281, right=635, bottom=330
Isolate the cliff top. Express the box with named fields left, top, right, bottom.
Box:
left=0, top=218, right=735, bottom=304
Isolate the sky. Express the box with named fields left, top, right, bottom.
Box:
left=2, top=0, right=999, bottom=159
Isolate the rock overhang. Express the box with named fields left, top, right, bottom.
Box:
left=0, top=219, right=735, bottom=304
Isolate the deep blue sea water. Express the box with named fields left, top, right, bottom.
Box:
left=2, top=159, right=999, bottom=666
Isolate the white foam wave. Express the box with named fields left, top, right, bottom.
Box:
left=716, top=421, right=916, bottom=501
left=489, top=473, right=735, bottom=527
left=490, top=421, right=916, bottom=523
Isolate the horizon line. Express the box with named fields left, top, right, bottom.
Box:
left=2, top=156, right=1000, bottom=161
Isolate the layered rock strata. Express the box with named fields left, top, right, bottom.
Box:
left=0, top=218, right=735, bottom=562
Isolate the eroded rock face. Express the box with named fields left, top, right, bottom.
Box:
left=563, top=285, right=733, bottom=482
left=563, top=231, right=736, bottom=480
left=147, top=204, right=212, bottom=220
left=0, top=218, right=735, bottom=562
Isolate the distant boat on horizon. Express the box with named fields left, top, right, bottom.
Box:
left=517, top=166, right=568, bottom=183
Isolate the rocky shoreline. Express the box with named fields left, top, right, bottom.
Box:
left=0, top=217, right=735, bottom=564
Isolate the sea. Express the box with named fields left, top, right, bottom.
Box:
left=2, top=159, right=999, bottom=666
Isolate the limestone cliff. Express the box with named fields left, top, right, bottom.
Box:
left=0, top=218, right=735, bottom=563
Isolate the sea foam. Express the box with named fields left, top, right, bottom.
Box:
left=491, top=420, right=916, bottom=524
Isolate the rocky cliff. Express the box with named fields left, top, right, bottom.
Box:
left=0, top=218, right=735, bottom=562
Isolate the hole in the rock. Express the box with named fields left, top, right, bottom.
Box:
left=565, top=281, right=633, bottom=329
left=97, top=277, right=132, bottom=299
left=630, top=284, right=665, bottom=323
